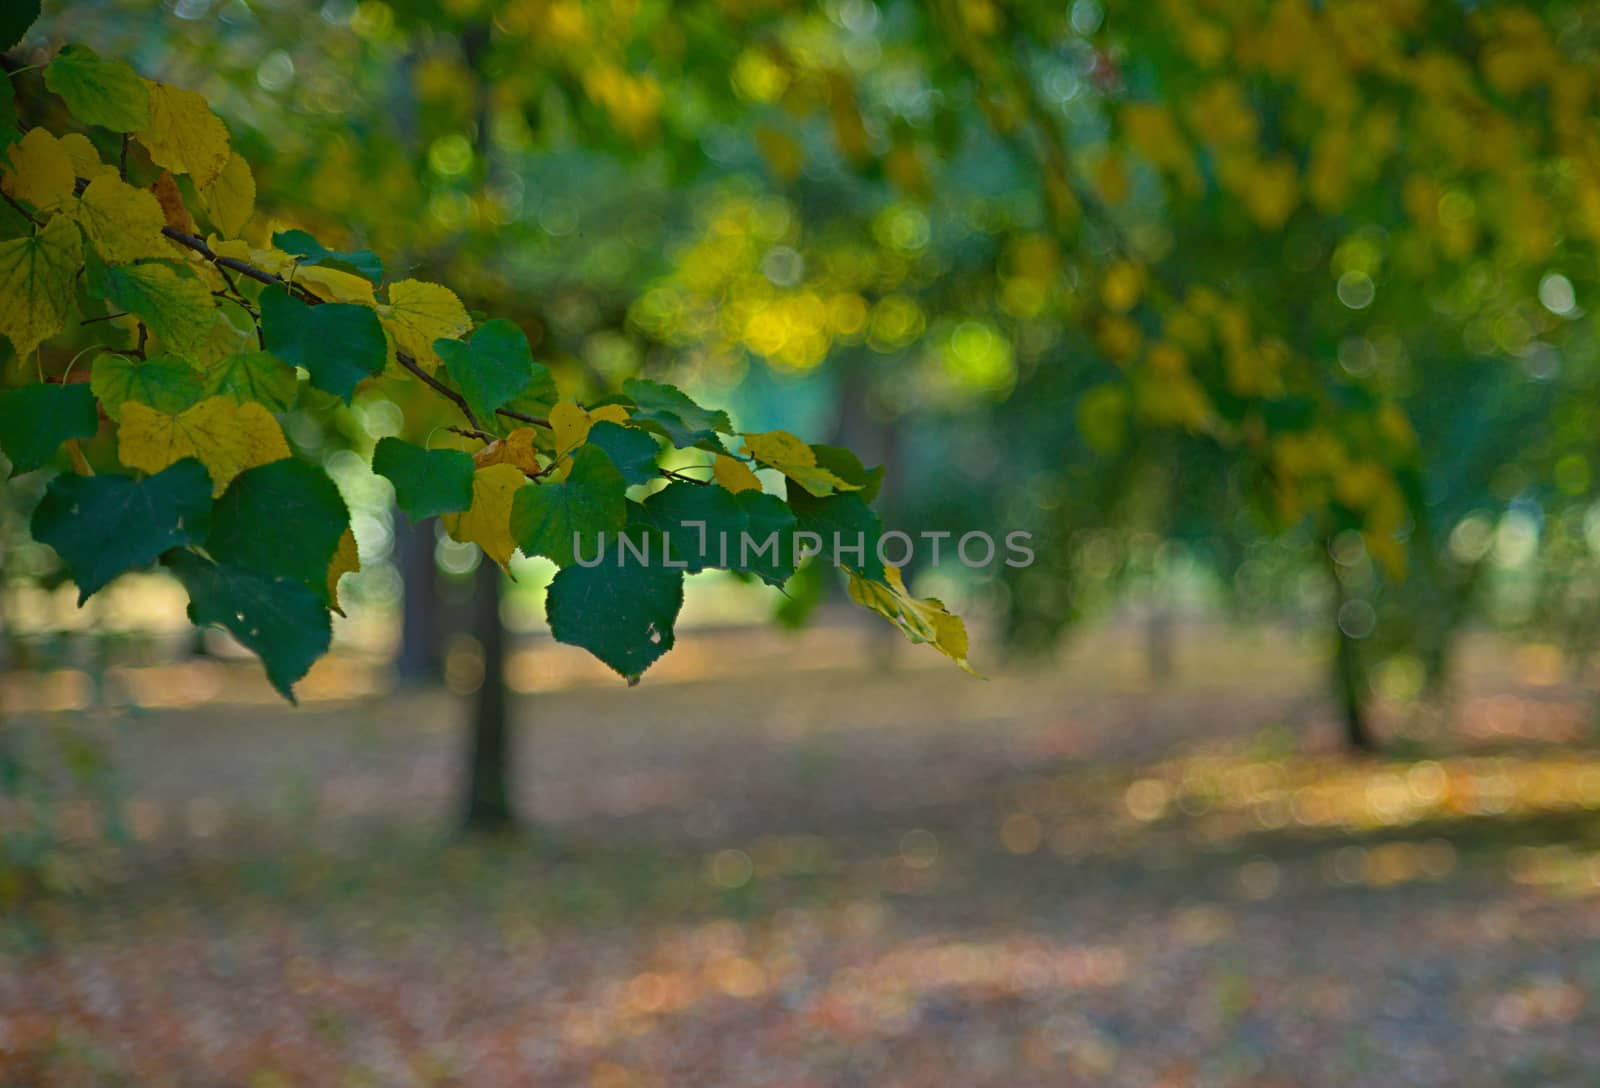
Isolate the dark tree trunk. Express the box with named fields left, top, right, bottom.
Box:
left=1145, top=600, right=1174, bottom=685
left=462, top=560, right=515, bottom=832
left=395, top=513, right=444, bottom=686
left=1326, top=549, right=1377, bottom=753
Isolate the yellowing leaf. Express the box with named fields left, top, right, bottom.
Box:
left=713, top=453, right=762, bottom=494
left=847, top=566, right=979, bottom=676
left=208, top=236, right=294, bottom=277
left=547, top=401, right=630, bottom=480
left=72, top=175, right=169, bottom=264
left=0, top=215, right=82, bottom=358
left=0, top=128, right=75, bottom=213
left=327, top=527, right=360, bottom=615
left=118, top=396, right=290, bottom=496
left=137, top=80, right=231, bottom=188
left=742, top=429, right=861, bottom=497
left=379, top=279, right=470, bottom=371
left=196, top=152, right=254, bottom=237
left=442, top=463, right=525, bottom=571
left=58, top=133, right=117, bottom=181
left=294, top=264, right=376, bottom=306
left=550, top=401, right=590, bottom=460
left=474, top=427, right=542, bottom=475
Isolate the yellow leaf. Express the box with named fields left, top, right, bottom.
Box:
left=1100, top=259, right=1144, bottom=313
left=0, top=215, right=83, bottom=358
left=713, top=453, right=762, bottom=494
left=327, top=527, right=360, bottom=615
left=196, top=152, right=254, bottom=237
left=136, top=81, right=231, bottom=188
left=442, top=463, right=525, bottom=571
left=742, top=429, right=860, bottom=497
left=150, top=171, right=195, bottom=234
left=118, top=396, right=290, bottom=496
left=474, top=427, right=542, bottom=475
left=190, top=307, right=254, bottom=367
left=379, top=279, right=470, bottom=371
left=58, top=133, right=117, bottom=181
left=847, top=566, right=979, bottom=676
left=208, top=236, right=294, bottom=277
left=549, top=400, right=591, bottom=460
left=71, top=175, right=169, bottom=264
left=0, top=128, right=76, bottom=213
left=547, top=401, right=630, bottom=480
left=294, top=264, right=376, bottom=306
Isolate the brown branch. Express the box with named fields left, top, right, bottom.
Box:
left=1, top=189, right=40, bottom=226
left=495, top=405, right=552, bottom=429
left=78, top=174, right=561, bottom=439
left=659, top=467, right=711, bottom=486
left=396, top=351, right=482, bottom=430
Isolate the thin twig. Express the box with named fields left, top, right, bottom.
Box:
left=396, top=352, right=481, bottom=430
left=81, top=311, right=130, bottom=326
left=495, top=405, right=552, bottom=429
left=82, top=173, right=559, bottom=439
left=1, top=190, right=40, bottom=226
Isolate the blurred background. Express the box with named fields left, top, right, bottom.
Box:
left=8, top=0, right=1600, bottom=1083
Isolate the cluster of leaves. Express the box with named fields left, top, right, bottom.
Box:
left=0, top=35, right=972, bottom=699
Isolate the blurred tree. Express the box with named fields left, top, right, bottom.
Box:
left=11, top=0, right=1600, bottom=759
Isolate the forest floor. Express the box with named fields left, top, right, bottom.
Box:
left=4, top=619, right=1600, bottom=1086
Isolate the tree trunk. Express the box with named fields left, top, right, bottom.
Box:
left=462, top=559, right=515, bottom=832
left=1144, top=598, right=1175, bottom=685
left=395, top=513, right=444, bottom=686
left=1327, top=550, right=1377, bottom=753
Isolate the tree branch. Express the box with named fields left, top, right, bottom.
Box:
left=72, top=173, right=560, bottom=439
left=1, top=189, right=40, bottom=226
left=396, top=352, right=482, bottom=430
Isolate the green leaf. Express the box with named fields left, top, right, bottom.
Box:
left=0, top=0, right=40, bottom=52
left=811, top=444, right=885, bottom=503
left=32, top=459, right=212, bottom=603
left=91, top=353, right=205, bottom=420
left=734, top=489, right=800, bottom=586
left=0, top=69, right=20, bottom=158
left=0, top=214, right=83, bottom=358
left=786, top=486, right=885, bottom=581
left=585, top=421, right=659, bottom=486
left=205, top=457, right=349, bottom=601
left=85, top=258, right=217, bottom=359
left=641, top=480, right=745, bottom=573
left=259, top=287, right=386, bottom=403
left=169, top=550, right=330, bottom=702
left=202, top=350, right=298, bottom=411
left=0, top=382, right=98, bottom=476
left=509, top=444, right=626, bottom=566
left=435, top=319, right=538, bottom=423
left=622, top=378, right=732, bottom=450
left=545, top=529, right=684, bottom=683
left=497, top=368, right=559, bottom=433
left=372, top=436, right=475, bottom=520
left=44, top=44, right=152, bottom=133
left=272, top=228, right=384, bottom=285
left=638, top=481, right=798, bottom=584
